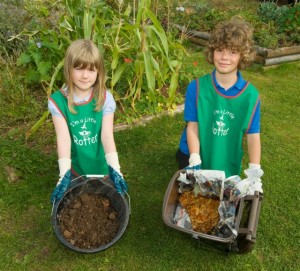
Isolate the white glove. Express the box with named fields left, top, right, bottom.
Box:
left=58, top=158, right=71, bottom=183
left=105, top=152, right=122, bottom=175
left=244, top=163, right=264, bottom=194
left=189, top=153, right=202, bottom=167
left=185, top=153, right=202, bottom=170
left=51, top=159, right=72, bottom=203
left=248, top=163, right=261, bottom=170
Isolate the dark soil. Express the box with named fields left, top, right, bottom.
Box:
left=58, top=193, right=120, bottom=249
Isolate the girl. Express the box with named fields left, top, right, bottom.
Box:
left=48, top=39, right=127, bottom=203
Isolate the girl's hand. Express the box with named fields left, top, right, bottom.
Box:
left=50, top=170, right=72, bottom=203
left=108, top=166, right=128, bottom=195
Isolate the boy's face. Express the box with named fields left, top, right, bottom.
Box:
left=213, top=48, right=241, bottom=75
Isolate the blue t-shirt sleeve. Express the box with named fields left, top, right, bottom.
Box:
left=179, top=80, right=198, bottom=155
left=247, top=99, right=261, bottom=133
left=184, top=80, right=198, bottom=122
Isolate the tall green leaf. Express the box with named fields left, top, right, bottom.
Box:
left=146, top=9, right=169, bottom=56
left=83, top=7, right=93, bottom=39
left=143, top=51, right=155, bottom=93
left=111, top=62, right=128, bottom=88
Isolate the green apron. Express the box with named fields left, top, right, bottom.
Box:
left=196, top=74, right=260, bottom=177
left=50, top=90, right=108, bottom=176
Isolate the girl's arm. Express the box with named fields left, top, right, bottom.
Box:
left=102, top=113, right=128, bottom=193
left=101, top=113, right=122, bottom=173
left=101, top=113, right=117, bottom=154
left=52, top=115, right=71, bottom=176
left=52, top=116, right=71, bottom=158
left=247, top=133, right=261, bottom=165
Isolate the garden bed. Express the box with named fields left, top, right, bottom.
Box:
left=163, top=0, right=300, bottom=66
left=175, top=24, right=300, bottom=66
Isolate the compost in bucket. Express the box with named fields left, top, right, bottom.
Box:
left=58, top=192, right=119, bottom=249
left=52, top=178, right=129, bottom=253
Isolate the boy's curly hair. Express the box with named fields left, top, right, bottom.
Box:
left=205, top=17, right=255, bottom=70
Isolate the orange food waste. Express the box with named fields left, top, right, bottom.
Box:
left=179, top=191, right=220, bottom=233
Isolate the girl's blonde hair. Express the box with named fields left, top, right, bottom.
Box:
left=206, top=17, right=255, bottom=70
left=64, top=39, right=106, bottom=113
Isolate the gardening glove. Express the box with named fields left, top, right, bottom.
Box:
left=50, top=158, right=72, bottom=204
left=242, top=163, right=264, bottom=195
left=185, top=153, right=202, bottom=170
left=247, top=163, right=261, bottom=170
left=108, top=166, right=128, bottom=195
left=105, top=152, right=128, bottom=195
left=245, top=163, right=264, bottom=177
left=246, top=163, right=264, bottom=177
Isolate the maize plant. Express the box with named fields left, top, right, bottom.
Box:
left=10, top=0, right=188, bottom=134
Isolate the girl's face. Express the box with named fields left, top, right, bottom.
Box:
left=213, top=48, right=241, bottom=75
left=71, top=66, right=98, bottom=94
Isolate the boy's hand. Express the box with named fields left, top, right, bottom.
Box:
left=245, top=163, right=264, bottom=177
left=50, top=170, right=72, bottom=203
left=248, top=163, right=261, bottom=170
left=185, top=153, right=202, bottom=170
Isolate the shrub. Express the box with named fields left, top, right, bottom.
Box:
left=278, top=3, right=300, bottom=43
left=257, top=2, right=289, bottom=23
left=9, top=0, right=187, bottom=131
left=253, top=21, right=279, bottom=49
left=257, top=2, right=300, bottom=46
left=0, top=1, right=29, bottom=59
left=163, top=0, right=300, bottom=48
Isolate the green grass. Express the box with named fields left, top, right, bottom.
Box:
left=0, top=51, right=300, bottom=270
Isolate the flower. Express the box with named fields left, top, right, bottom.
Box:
left=124, top=58, right=133, bottom=63
left=193, top=61, right=198, bottom=67
left=36, top=42, right=42, bottom=48
left=176, top=6, right=185, bottom=12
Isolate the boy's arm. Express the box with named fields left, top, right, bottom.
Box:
left=187, top=121, right=202, bottom=166
left=187, top=121, right=200, bottom=154
left=247, top=133, right=261, bottom=167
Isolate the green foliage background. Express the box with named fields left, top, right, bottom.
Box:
left=8, top=0, right=188, bottom=126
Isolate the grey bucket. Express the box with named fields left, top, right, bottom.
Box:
left=52, top=177, right=130, bottom=253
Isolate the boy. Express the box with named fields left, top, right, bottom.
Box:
left=176, top=17, right=262, bottom=177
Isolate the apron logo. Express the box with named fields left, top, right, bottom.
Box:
left=78, top=123, right=91, bottom=138
left=212, top=109, right=234, bottom=136
left=70, top=118, right=98, bottom=146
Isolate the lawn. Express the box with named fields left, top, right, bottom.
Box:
left=0, top=44, right=300, bottom=270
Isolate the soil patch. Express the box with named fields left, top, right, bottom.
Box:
left=58, top=193, right=120, bottom=249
